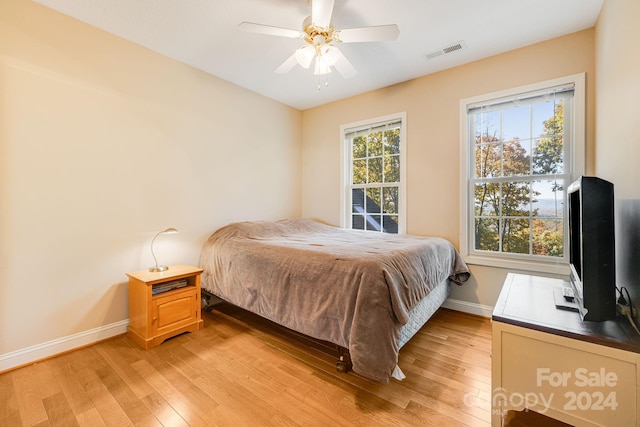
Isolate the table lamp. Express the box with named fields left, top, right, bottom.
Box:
left=149, top=227, right=178, bottom=272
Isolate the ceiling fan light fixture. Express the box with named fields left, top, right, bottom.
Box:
left=312, top=34, right=326, bottom=45
left=322, top=46, right=340, bottom=66
left=314, top=55, right=332, bottom=75
left=295, top=45, right=315, bottom=68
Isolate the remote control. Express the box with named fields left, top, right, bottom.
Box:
left=562, top=287, right=575, bottom=302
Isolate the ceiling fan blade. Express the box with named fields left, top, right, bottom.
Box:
left=331, top=47, right=357, bottom=79
left=275, top=53, right=299, bottom=74
left=239, top=22, right=302, bottom=39
left=337, top=24, right=400, bottom=43
left=312, top=0, right=335, bottom=28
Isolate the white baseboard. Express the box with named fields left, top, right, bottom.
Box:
left=442, top=298, right=494, bottom=318
left=0, top=320, right=128, bottom=372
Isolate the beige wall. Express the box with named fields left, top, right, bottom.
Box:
left=0, top=0, right=302, bottom=357
left=595, top=0, right=640, bottom=304
left=302, top=30, right=596, bottom=311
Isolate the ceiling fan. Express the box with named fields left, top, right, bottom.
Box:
left=239, top=0, right=399, bottom=81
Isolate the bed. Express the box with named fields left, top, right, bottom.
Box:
left=199, top=218, right=470, bottom=383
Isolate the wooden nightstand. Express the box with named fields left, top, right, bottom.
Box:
left=126, top=264, right=204, bottom=350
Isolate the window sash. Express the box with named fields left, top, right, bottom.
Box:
left=468, top=175, right=569, bottom=258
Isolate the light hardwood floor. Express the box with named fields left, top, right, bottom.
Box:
left=0, top=305, right=492, bottom=426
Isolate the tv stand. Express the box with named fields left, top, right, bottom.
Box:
left=492, top=273, right=640, bottom=426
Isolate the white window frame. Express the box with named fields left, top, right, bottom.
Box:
left=341, top=112, right=407, bottom=234
left=459, top=74, right=585, bottom=275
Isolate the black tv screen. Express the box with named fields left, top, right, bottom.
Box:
left=567, top=176, right=616, bottom=321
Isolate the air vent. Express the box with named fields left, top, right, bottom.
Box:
left=425, top=41, right=466, bottom=60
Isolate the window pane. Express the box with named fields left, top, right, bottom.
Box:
left=352, top=136, right=367, bottom=158
left=368, top=132, right=383, bottom=156
left=366, top=215, right=381, bottom=231
left=476, top=144, right=502, bottom=178
left=475, top=143, right=501, bottom=178
left=352, top=159, right=366, bottom=184
left=534, top=99, right=564, bottom=137
left=533, top=219, right=564, bottom=257
left=533, top=98, right=564, bottom=174
left=552, top=100, right=565, bottom=134
left=501, top=182, right=530, bottom=217
left=384, top=155, right=400, bottom=183
left=502, top=218, right=530, bottom=254
left=502, top=140, right=531, bottom=177
left=475, top=183, right=499, bottom=216
left=475, top=218, right=499, bottom=251
left=532, top=100, right=555, bottom=137
left=532, top=180, right=564, bottom=218
left=533, top=136, right=564, bottom=175
left=352, top=214, right=365, bottom=230
left=476, top=110, right=501, bottom=141
left=383, top=215, right=399, bottom=234
left=502, top=105, right=531, bottom=140
left=366, top=188, right=381, bottom=213
left=382, top=187, right=398, bottom=214
left=352, top=188, right=365, bottom=214
left=384, top=129, right=400, bottom=154
left=368, top=157, right=383, bottom=183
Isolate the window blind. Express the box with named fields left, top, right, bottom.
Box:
left=344, top=120, right=402, bottom=139
left=467, top=84, right=574, bottom=114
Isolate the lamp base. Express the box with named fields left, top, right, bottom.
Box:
left=149, top=265, right=169, bottom=272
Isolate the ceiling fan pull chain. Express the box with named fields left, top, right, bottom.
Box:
left=317, top=76, right=330, bottom=91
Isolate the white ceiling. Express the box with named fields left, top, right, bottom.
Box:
left=33, top=0, right=603, bottom=110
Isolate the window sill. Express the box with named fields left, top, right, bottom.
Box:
left=464, top=254, right=570, bottom=276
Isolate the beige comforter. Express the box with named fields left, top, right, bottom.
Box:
left=199, top=219, right=469, bottom=383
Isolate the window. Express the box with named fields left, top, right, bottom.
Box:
left=341, top=113, right=406, bottom=234
left=460, top=74, right=585, bottom=274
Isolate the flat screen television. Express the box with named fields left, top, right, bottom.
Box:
left=567, top=176, right=616, bottom=321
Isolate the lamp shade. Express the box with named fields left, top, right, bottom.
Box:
left=314, top=54, right=332, bottom=75
left=295, top=45, right=315, bottom=69
left=149, top=228, right=178, bottom=272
